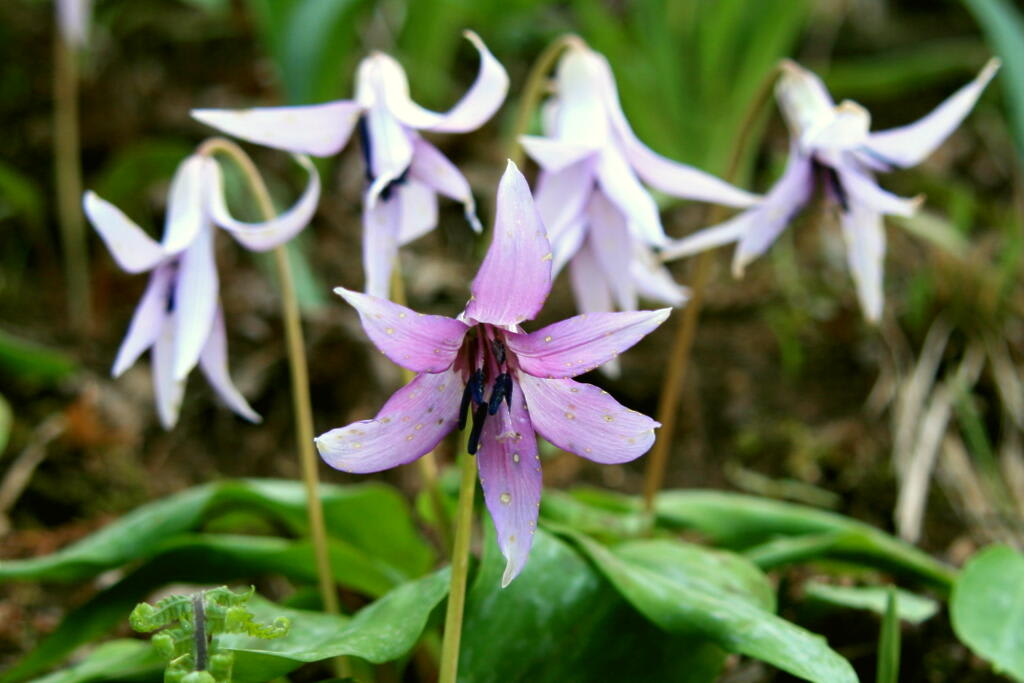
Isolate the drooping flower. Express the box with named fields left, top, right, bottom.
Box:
left=56, top=0, right=92, bottom=48
left=191, top=31, right=509, bottom=299
left=83, top=149, right=320, bottom=428
left=315, top=162, right=669, bottom=586
left=520, top=39, right=760, bottom=322
left=662, top=58, right=1001, bottom=322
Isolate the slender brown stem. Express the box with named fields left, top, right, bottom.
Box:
left=197, top=139, right=347, bottom=674
left=641, top=64, right=781, bottom=517
left=437, top=451, right=477, bottom=683
left=54, top=34, right=90, bottom=331
left=389, top=268, right=452, bottom=555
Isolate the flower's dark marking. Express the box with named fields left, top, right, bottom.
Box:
left=379, top=167, right=409, bottom=202
left=467, top=403, right=488, bottom=455
left=469, top=368, right=485, bottom=405
left=488, top=372, right=511, bottom=415
left=823, top=166, right=849, bottom=213
left=491, top=339, right=506, bottom=366
left=357, top=117, right=373, bottom=183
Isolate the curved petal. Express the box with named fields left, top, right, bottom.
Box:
left=198, top=307, right=261, bottom=422
left=334, top=287, right=469, bottom=373
left=172, top=224, right=219, bottom=379
left=364, top=106, right=415, bottom=207
left=465, top=161, right=552, bottom=326
left=315, top=367, right=462, bottom=473
left=840, top=201, right=887, bottom=323
left=594, top=147, right=665, bottom=247
left=408, top=137, right=480, bottom=232
left=835, top=162, right=922, bottom=217
left=517, top=373, right=658, bottom=463
left=362, top=195, right=401, bottom=300
left=660, top=217, right=747, bottom=262
left=631, top=248, right=689, bottom=307
left=191, top=101, right=363, bottom=157
left=520, top=136, right=598, bottom=173
left=550, top=214, right=586, bottom=276
left=112, top=264, right=174, bottom=377
left=152, top=316, right=186, bottom=430
left=477, top=379, right=541, bottom=587
left=865, top=58, right=1000, bottom=168
left=83, top=191, right=165, bottom=274
left=162, top=155, right=207, bottom=254
left=552, top=44, right=610, bottom=146
left=385, top=31, right=509, bottom=133
left=396, top=180, right=439, bottom=246
left=587, top=191, right=636, bottom=311
left=568, top=239, right=613, bottom=315
left=206, top=155, right=321, bottom=252
left=507, top=309, right=669, bottom=379
left=534, top=159, right=594, bottom=245
left=775, top=59, right=835, bottom=138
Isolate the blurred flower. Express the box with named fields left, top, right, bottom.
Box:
left=662, top=58, right=1001, bottom=322
left=83, top=150, right=320, bottom=428
left=56, top=0, right=92, bottom=48
left=519, top=39, right=759, bottom=328
left=192, top=31, right=509, bottom=299
left=315, top=162, right=669, bottom=586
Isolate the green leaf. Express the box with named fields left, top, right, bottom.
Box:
left=877, top=588, right=901, bottom=683
left=0, top=328, right=77, bottom=384
left=224, top=570, right=450, bottom=681
left=951, top=545, right=1024, bottom=681
left=964, top=0, right=1024, bottom=157
left=31, top=640, right=161, bottom=683
left=804, top=582, right=939, bottom=625
left=558, top=527, right=858, bottom=683
left=460, top=526, right=725, bottom=682
left=0, top=393, right=11, bottom=456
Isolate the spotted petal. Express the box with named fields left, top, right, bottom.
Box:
left=464, top=162, right=552, bottom=326
left=112, top=264, right=174, bottom=377
left=508, top=309, right=669, bottom=380
left=198, top=307, right=260, bottom=422
left=316, top=367, right=462, bottom=473
left=334, top=287, right=469, bottom=373
left=191, top=101, right=363, bottom=157
left=865, top=58, right=1000, bottom=168
left=517, top=373, right=658, bottom=463
left=83, top=191, right=165, bottom=274
left=477, top=380, right=541, bottom=587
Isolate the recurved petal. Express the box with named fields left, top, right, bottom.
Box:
left=835, top=162, right=922, bottom=217
left=83, top=191, right=165, bottom=274
left=775, top=59, right=836, bottom=138
left=334, top=287, right=469, bottom=373
left=517, top=373, right=658, bottom=463
left=507, top=309, right=669, bottom=379
left=364, top=106, right=415, bottom=208
left=162, top=155, right=206, bottom=254
left=464, top=162, right=552, bottom=326
left=408, top=137, right=480, bottom=232
left=386, top=31, right=509, bottom=133
left=865, top=58, right=1000, bottom=168
left=152, top=316, right=186, bottom=430
left=206, top=154, right=321, bottom=252
left=112, top=264, right=174, bottom=377
left=594, top=148, right=666, bottom=247
left=520, top=136, right=598, bottom=173
left=172, top=224, right=219, bottom=380
left=362, top=196, right=401, bottom=300
left=198, top=307, right=261, bottom=422
left=191, top=101, right=363, bottom=157
left=396, top=180, right=439, bottom=246
left=840, top=201, right=887, bottom=323
left=316, top=367, right=463, bottom=473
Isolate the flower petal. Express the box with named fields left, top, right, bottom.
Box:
left=152, top=316, right=186, bottom=430
left=534, top=159, right=594, bottom=248
left=804, top=100, right=871, bottom=152
left=362, top=196, right=401, bottom=300
left=408, top=136, right=481, bottom=232
left=315, top=367, right=462, bottom=473
left=191, top=101, right=363, bottom=157
left=659, top=216, right=747, bottom=262
left=587, top=191, right=636, bottom=311
left=594, top=147, right=666, bottom=247
left=364, top=106, right=415, bottom=208
left=517, top=373, right=658, bottom=463
left=396, top=180, right=439, bottom=246
left=551, top=44, right=611, bottom=146
left=775, top=59, right=836, bottom=138
left=569, top=239, right=613, bottom=315
left=840, top=201, right=887, bottom=323
left=477, top=380, right=541, bottom=587
left=334, top=287, right=469, bottom=373
left=835, top=162, right=923, bottom=217
left=865, top=58, right=1000, bottom=168
left=384, top=31, right=509, bottom=133
left=464, top=161, right=552, bottom=326
left=83, top=191, right=165, bottom=274
left=172, top=224, right=219, bottom=380
left=550, top=214, right=586, bottom=276
left=520, top=136, right=598, bottom=173
left=631, top=248, right=689, bottom=307
left=162, top=155, right=207, bottom=255
left=198, top=307, right=260, bottom=422
left=206, top=154, right=321, bottom=252
left=112, top=264, right=173, bottom=377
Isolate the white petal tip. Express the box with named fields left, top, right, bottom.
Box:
left=466, top=208, right=483, bottom=234
left=981, top=57, right=1002, bottom=81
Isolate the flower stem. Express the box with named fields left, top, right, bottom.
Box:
left=54, top=33, right=90, bottom=331
left=389, top=267, right=451, bottom=555
left=437, top=451, right=477, bottom=683
left=507, top=33, right=583, bottom=167
left=197, top=139, right=347, bottom=674
left=641, top=65, right=781, bottom=517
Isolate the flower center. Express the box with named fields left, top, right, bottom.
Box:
left=457, top=324, right=513, bottom=454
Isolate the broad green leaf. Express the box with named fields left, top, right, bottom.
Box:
left=0, top=329, right=77, bottom=384
left=32, top=640, right=160, bottom=683
left=0, top=479, right=433, bottom=583
left=559, top=528, right=858, bottom=683
left=804, top=582, right=939, bottom=625
left=225, top=569, right=450, bottom=681
left=951, top=545, right=1024, bottom=681
left=877, top=588, right=901, bottom=683
left=964, top=0, right=1024, bottom=158
left=460, top=525, right=724, bottom=683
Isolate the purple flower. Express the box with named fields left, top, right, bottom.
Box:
left=83, top=151, right=320, bottom=428
left=191, top=31, right=509, bottom=299
left=520, top=40, right=759, bottom=325
left=662, top=58, right=1001, bottom=322
left=315, top=162, right=670, bottom=586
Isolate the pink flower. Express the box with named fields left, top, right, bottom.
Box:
left=191, top=31, right=509, bottom=299
left=315, top=162, right=670, bottom=586
left=83, top=151, right=319, bottom=427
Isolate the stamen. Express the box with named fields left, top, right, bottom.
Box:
left=469, top=368, right=485, bottom=405
left=380, top=167, right=410, bottom=203
left=357, top=117, right=373, bottom=183
left=502, top=373, right=514, bottom=412
left=491, top=339, right=506, bottom=366
left=487, top=372, right=510, bottom=415
left=457, top=382, right=473, bottom=431
left=467, top=404, right=488, bottom=455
